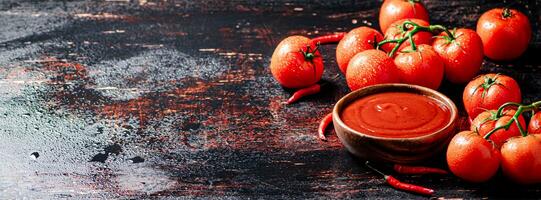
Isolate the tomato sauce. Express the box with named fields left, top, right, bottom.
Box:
left=340, top=92, right=451, bottom=138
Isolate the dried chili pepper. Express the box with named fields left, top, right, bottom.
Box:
left=287, top=83, right=322, bottom=104
left=393, top=164, right=448, bottom=175
left=310, top=32, right=346, bottom=45
left=318, top=112, right=333, bottom=141
left=365, top=161, right=434, bottom=196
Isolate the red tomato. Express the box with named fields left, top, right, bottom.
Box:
left=393, top=44, right=444, bottom=90
left=447, top=131, right=501, bottom=183
left=270, top=36, right=324, bottom=89
left=379, top=0, right=429, bottom=33
left=432, top=28, right=484, bottom=84
left=476, top=8, right=531, bottom=61
left=528, top=112, right=541, bottom=134
left=336, top=27, right=384, bottom=74
left=345, top=49, right=400, bottom=91
left=381, top=19, right=432, bottom=53
left=471, top=109, right=527, bottom=148
left=501, top=134, right=541, bottom=184
left=463, top=73, right=521, bottom=119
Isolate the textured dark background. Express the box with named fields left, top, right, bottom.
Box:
left=0, top=0, right=540, bottom=199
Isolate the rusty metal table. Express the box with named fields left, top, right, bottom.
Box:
left=1, top=0, right=540, bottom=199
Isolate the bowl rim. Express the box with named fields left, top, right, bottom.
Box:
left=332, top=83, right=458, bottom=141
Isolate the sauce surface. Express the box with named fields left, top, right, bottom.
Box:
left=340, top=92, right=451, bottom=138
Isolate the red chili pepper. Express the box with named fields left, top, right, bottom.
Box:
left=366, top=161, right=434, bottom=196
left=287, top=84, right=321, bottom=104
left=384, top=175, right=434, bottom=196
left=318, top=112, right=333, bottom=141
left=310, top=32, right=346, bottom=45
left=393, top=164, right=448, bottom=175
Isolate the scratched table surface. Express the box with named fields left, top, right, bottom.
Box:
left=1, top=0, right=540, bottom=199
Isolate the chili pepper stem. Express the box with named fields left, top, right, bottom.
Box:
left=365, top=161, right=386, bottom=176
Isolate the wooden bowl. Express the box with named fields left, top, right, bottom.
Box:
left=332, top=83, right=458, bottom=164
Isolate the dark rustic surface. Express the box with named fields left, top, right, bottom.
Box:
left=1, top=0, right=540, bottom=199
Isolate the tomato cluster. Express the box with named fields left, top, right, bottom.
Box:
left=448, top=99, right=541, bottom=184
left=270, top=1, right=532, bottom=102
left=268, top=0, right=537, bottom=187
left=448, top=71, right=540, bottom=184
left=269, top=4, right=532, bottom=119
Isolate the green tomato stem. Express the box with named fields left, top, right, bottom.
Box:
left=483, top=106, right=524, bottom=139
left=495, top=102, right=522, bottom=117
left=515, top=116, right=527, bottom=137
left=533, top=101, right=541, bottom=109
left=376, top=21, right=454, bottom=57
left=502, top=8, right=512, bottom=18
left=300, top=43, right=321, bottom=80
left=484, top=101, right=541, bottom=140
left=408, top=33, right=417, bottom=51
left=376, top=39, right=402, bottom=49
left=429, top=25, right=455, bottom=40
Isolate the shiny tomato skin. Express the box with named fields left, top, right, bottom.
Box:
left=501, top=134, right=541, bottom=184
left=336, top=27, right=384, bottom=74
left=382, top=19, right=432, bottom=53
left=447, top=131, right=501, bottom=183
left=463, top=73, right=521, bottom=119
left=432, top=28, right=484, bottom=84
left=528, top=112, right=541, bottom=134
left=379, top=0, right=429, bottom=33
left=471, top=109, right=527, bottom=148
left=476, top=8, right=532, bottom=61
left=394, top=44, right=444, bottom=90
left=270, top=36, right=324, bottom=89
left=345, top=49, right=400, bottom=91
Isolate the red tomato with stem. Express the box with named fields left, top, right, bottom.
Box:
left=476, top=8, right=532, bottom=61
left=336, top=27, right=384, bottom=74
left=393, top=44, right=444, bottom=90
left=345, top=49, right=400, bottom=91
left=463, top=73, right=521, bottom=119
left=446, top=131, right=501, bottom=183
left=270, top=36, right=324, bottom=89
left=471, top=109, right=527, bottom=148
left=528, top=112, right=541, bottom=134
left=382, top=19, right=432, bottom=53
left=501, top=134, right=541, bottom=184
left=432, top=28, right=484, bottom=84
left=379, top=0, right=430, bottom=33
